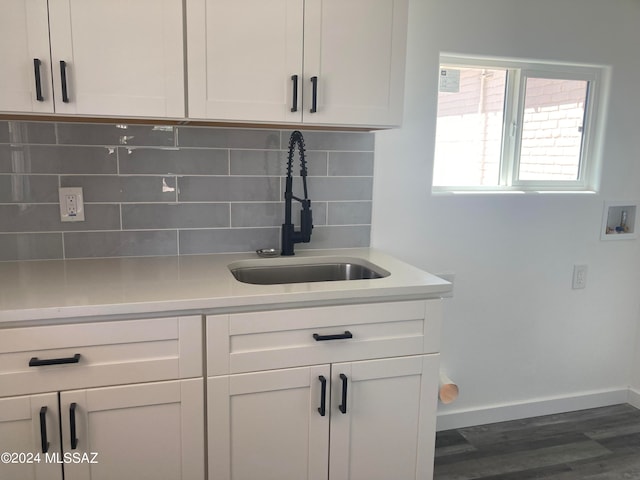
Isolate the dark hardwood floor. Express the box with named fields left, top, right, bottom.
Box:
left=434, top=404, right=640, bottom=479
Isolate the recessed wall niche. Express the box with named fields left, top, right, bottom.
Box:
left=601, top=201, right=637, bottom=240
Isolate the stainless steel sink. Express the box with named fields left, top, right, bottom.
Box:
left=229, top=260, right=390, bottom=285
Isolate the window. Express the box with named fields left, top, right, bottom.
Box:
left=432, top=55, right=607, bottom=192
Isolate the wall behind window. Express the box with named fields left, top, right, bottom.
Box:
left=373, top=0, right=640, bottom=428
left=0, top=121, right=374, bottom=260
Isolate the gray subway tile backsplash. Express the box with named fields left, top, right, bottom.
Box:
left=61, top=175, right=178, bottom=203
left=328, top=152, right=375, bottom=176
left=64, top=230, right=178, bottom=259
left=119, top=147, right=229, bottom=175
left=0, top=120, right=374, bottom=260
left=0, top=145, right=118, bottom=174
left=327, top=201, right=372, bottom=225
left=297, top=225, right=372, bottom=250
left=178, top=176, right=280, bottom=202
left=298, top=177, right=373, bottom=201
left=122, top=203, right=230, bottom=230
left=230, top=202, right=327, bottom=228
left=178, top=126, right=280, bottom=149
left=0, top=204, right=120, bottom=233
left=284, top=130, right=375, bottom=151
left=0, top=175, right=59, bottom=203
left=179, top=228, right=280, bottom=255
left=0, top=233, right=63, bottom=261
left=0, top=121, right=57, bottom=145
left=56, top=123, right=176, bottom=147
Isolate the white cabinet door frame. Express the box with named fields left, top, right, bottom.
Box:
left=0, top=393, right=62, bottom=480
left=208, top=365, right=330, bottom=480
left=186, top=0, right=304, bottom=122
left=0, top=0, right=53, bottom=113
left=302, top=0, right=408, bottom=126
left=61, top=379, right=204, bottom=480
left=47, top=0, right=185, bottom=117
left=329, top=355, right=440, bottom=480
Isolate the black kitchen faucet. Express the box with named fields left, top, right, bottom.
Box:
left=281, top=130, right=313, bottom=255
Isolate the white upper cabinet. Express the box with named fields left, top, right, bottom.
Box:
left=2, top=0, right=407, bottom=125
left=0, top=0, right=53, bottom=114
left=0, top=0, right=185, bottom=118
left=48, top=0, right=185, bottom=118
left=186, top=0, right=408, bottom=127
left=303, top=0, right=408, bottom=126
left=187, top=0, right=304, bottom=123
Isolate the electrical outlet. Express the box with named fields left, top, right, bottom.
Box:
left=572, top=264, right=588, bottom=289
left=59, top=187, right=85, bottom=222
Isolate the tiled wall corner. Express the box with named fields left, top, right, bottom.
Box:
left=0, top=120, right=375, bottom=261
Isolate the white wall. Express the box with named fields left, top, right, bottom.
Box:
left=372, top=0, right=640, bottom=429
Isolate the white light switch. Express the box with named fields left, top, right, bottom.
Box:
left=59, top=187, right=85, bottom=222
left=572, top=264, right=588, bottom=289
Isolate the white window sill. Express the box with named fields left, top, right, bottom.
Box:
left=431, top=188, right=598, bottom=196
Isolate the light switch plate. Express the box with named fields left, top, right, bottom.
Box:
left=572, top=264, right=588, bottom=289
left=59, top=187, right=85, bottom=222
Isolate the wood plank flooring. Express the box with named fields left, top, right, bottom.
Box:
left=434, top=404, right=640, bottom=479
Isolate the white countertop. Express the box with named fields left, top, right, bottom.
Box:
left=0, top=248, right=452, bottom=325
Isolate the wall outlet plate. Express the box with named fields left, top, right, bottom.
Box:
left=59, top=187, right=85, bottom=222
left=572, top=264, right=588, bottom=289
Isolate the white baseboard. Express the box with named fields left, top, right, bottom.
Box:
left=628, top=388, right=640, bottom=409
left=436, top=388, right=630, bottom=431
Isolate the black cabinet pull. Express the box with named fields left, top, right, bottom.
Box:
left=313, top=331, right=352, bottom=341
left=339, top=373, right=348, bottom=414
left=69, top=402, right=78, bottom=449
left=29, top=353, right=81, bottom=367
left=33, top=58, right=44, bottom=101
left=291, top=74, right=299, bottom=112
left=310, top=76, right=318, bottom=113
left=318, top=375, right=327, bottom=416
left=60, top=60, right=69, bottom=103
left=39, top=406, right=49, bottom=453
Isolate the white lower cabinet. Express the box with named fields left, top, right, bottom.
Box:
left=1, top=300, right=442, bottom=480
left=329, top=356, right=440, bottom=480
left=208, top=354, right=439, bottom=480
left=0, top=380, right=203, bottom=480
left=207, top=300, right=443, bottom=480
left=0, top=315, right=205, bottom=480
left=0, top=393, right=62, bottom=480
left=209, top=365, right=330, bottom=480
left=62, top=379, right=204, bottom=480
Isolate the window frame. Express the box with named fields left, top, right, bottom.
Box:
left=433, top=54, right=608, bottom=193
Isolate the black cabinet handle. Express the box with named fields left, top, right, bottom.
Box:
left=313, top=331, right=352, bottom=341
left=33, top=58, right=44, bottom=101
left=310, top=76, right=318, bottom=113
left=60, top=60, right=69, bottom=103
left=70, top=402, right=78, bottom=450
left=291, top=74, right=299, bottom=112
left=318, top=375, right=327, bottom=417
left=39, top=406, right=49, bottom=453
left=339, top=373, right=348, bottom=414
left=29, top=353, right=81, bottom=367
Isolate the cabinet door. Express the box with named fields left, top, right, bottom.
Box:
left=208, top=365, right=329, bottom=480
left=0, top=0, right=53, bottom=113
left=329, top=354, right=440, bottom=480
left=47, top=0, right=185, bottom=118
left=60, top=379, right=204, bottom=480
left=303, top=0, right=408, bottom=126
left=186, top=0, right=304, bottom=122
left=0, top=393, right=61, bottom=480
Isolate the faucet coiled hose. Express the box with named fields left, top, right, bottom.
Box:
left=287, top=130, right=308, bottom=200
